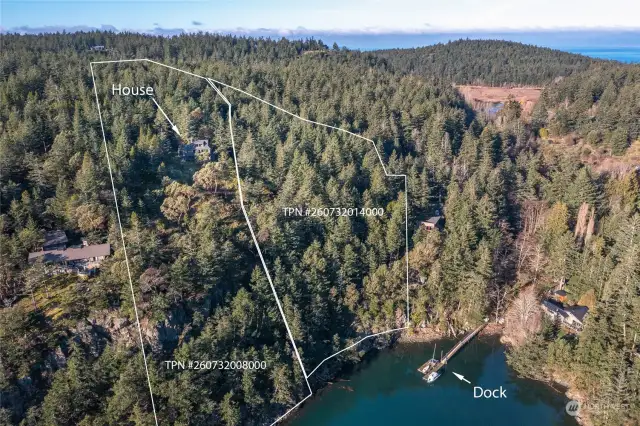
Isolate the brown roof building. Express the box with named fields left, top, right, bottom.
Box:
left=28, top=243, right=111, bottom=276
left=421, top=216, right=443, bottom=231
left=28, top=244, right=111, bottom=264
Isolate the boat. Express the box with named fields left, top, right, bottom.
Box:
left=420, top=344, right=445, bottom=383
left=424, top=370, right=441, bottom=383
left=418, top=344, right=440, bottom=374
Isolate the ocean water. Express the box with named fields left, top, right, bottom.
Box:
left=298, top=32, right=640, bottom=63
left=288, top=336, right=577, bottom=426
left=564, top=47, right=640, bottom=63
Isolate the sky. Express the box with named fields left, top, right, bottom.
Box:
left=2, top=0, right=640, bottom=35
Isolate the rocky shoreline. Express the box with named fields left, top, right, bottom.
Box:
left=399, top=322, right=504, bottom=343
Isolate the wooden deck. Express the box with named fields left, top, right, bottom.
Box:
left=418, top=323, right=487, bottom=375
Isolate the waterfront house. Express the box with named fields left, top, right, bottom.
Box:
left=541, top=299, right=589, bottom=331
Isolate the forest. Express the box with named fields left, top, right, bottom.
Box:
left=375, top=39, right=596, bottom=86
left=0, top=33, right=639, bottom=425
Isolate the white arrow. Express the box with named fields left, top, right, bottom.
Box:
left=150, top=97, right=181, bottom=136
left=452, top=372, right=471, bottom=384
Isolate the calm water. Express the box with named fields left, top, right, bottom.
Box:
left=289, top=336, right=577, bottom=426
left=290, top=32, right=640, bottom=63
left=566, top=47, right=640, bottom=63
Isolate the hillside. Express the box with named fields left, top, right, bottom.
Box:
left=374, top=39, right=595, bottom=86
left=0, top=32, right=471, bottom=425
left=0, top=33, right=639, bottom=426
left=533, top=62, right=640, bottom=154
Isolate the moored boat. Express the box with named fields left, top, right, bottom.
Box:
left=424, top=370, right=441, bottom=383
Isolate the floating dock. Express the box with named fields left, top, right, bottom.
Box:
left=418, top=323, right=487, bottom=376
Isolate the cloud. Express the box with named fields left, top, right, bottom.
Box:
left=2, top=23, right=639, bottom=50
left=147, top=27, right=185, bottom=36
left=192, top=21, right=203, bottom=26
left=5, top=25, right=101, bottom=34
left=0, top=24, right=190, bottom=37
left=2, top=24, right=118, bottom=34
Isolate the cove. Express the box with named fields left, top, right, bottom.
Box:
left=289, top=336, right=578, bottom=426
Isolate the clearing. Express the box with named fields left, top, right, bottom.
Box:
left=456, top=85, right=542, bottom=116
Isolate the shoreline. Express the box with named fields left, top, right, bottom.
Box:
left=398, top=322, right=504, bottom=343
left=288, top=322, right=568, bottom=425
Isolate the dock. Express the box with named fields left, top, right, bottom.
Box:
left=418, top=323, right=487, bottom=375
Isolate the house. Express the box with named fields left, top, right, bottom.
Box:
left=90, top=45, right=106, bottom=51
left=180, top=139, right=211, bottom=161
left=541, top=299, right=564, bottom=318
left=421, top=216, right=443, bottom=231
left=28, top=241, right=111, bottom=276
left=42, top=230, right=68, bottom=251
left=565, top=306, right=589, bottom=329
left=541, top=299, right=589, bottom=331
left=551, top=289, right=568, bottom=304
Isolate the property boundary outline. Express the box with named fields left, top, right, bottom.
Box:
left=90, top=58, right=411, bottom=425
left=89, top=62, right=159, bottom=426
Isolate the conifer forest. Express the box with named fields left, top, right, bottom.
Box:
left=1, top=33, right=639, bottom=425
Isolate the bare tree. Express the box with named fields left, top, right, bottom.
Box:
left=503, top=286, right=541, bottom=346
left=22, top=259, right=46, bottom=310
left=488, top=280, right=509, bottom=322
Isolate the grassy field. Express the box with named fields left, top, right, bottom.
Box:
left=18, top=274, right=91, bottom=323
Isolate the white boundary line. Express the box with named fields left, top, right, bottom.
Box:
left=150, top=96, right=181, bottom=135
left=268, top=393, right=313, bottom=426
left=206, top=79, right=313, bottom=394
left=307, top=327, right=408, bottom=378
left=90, top=58, right=411, bottom=424
left=89, top=63, right=159, bottom=426
left=205, top=77, right=412, bottom=378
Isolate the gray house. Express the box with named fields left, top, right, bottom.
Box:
left=180, top=139, right=211, bottom=161
left=541, top=300, right=589, bottom=331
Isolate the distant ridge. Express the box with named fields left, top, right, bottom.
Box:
left=373, top=39, right=596, bottom=86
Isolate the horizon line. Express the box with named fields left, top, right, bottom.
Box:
left=3, top=25, right=640, bottom=37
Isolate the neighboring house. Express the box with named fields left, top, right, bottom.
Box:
left=541, top=299, right=589, bottom=331
left=42, top=230, right=68, bottom=251
left=28, top=239, right=111, bottom=276
left=421, top=216, right=443, bottom=231
left=180, top=139, right=211, bottom=161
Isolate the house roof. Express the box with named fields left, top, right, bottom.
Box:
left=553, top=289, right=567, bottom=296
left=182, top=140, right=210, bottom=155
left=43, top=230, right=68, bottom=247
left=424, top=216, right=442, bottom=225
left=29, top=244, right=111, bottom=263
left=542, top=300, right=589, bottom=324
left=566, top=305, right=589, bottom=323
left=542, top=299, right=564, bottom=314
